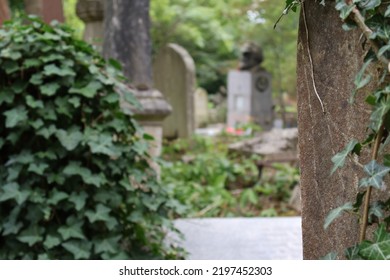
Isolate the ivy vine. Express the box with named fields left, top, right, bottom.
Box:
left=284, top=0, right=390, bottom=259
left=0, top=17, right=184, bottom=259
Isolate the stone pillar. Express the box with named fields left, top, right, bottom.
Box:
left=76, top=0, right=104, bottom=49
left=0, top=0, right=10, bottom=25
left=102, top=0, right=171, bottom=160
left=24, top=0, right=64, bottom=23
left=297, top=2, right=378, bottom=259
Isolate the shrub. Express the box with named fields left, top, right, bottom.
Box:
left=0, top=17, right=183, bottom=259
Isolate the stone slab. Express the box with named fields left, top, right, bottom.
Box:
left=172, top=217, right=302, bottom=260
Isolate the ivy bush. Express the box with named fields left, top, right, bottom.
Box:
left=0, top=17, right=183, bottom=259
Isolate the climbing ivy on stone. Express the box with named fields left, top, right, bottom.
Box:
left=0, top=16, right=184, bottom=259
left=283, top=0, right=390, bottom=260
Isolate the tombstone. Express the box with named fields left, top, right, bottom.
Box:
left=0, top=0, right=10, bottom=25
left=24, top=0, right=64, bottom=23
left=227, top=43, right=273, bottom=130
left=76, top=0, right=104, bottom=49
left=297, top=2, right=389, bottom=259
left=103, top=0, right=172, bottom=163
left=153, top=43, right=195, bottom=139
left=194, top=88, right=209, bottom=128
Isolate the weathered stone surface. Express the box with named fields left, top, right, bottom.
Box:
left=76, top=0, right=104, bottom=48
left=194, top=88, right=209, bottom=128
left=103, top=0, right=172, bottom=160
left=227, top=68, right=273, bottom=130
left=170, top=217, right=303, bottom=260
left=0, top=0, right=10, bottom=25
left=229, top=128, right=298, bottom=157
left=153, top=43, right=196, bottom=138
left=24, top=0, right=64, bottom=23
left=297, top=2, right=387, bottom=259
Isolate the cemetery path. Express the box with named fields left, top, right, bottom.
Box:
left=172, top=217, right=303, bottom=260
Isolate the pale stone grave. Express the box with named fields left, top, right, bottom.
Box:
left=194, top=88, right=209, bottom=128
left=153, top=43, right=196, bottom=139
left=227, top=43, right=274, bottom=130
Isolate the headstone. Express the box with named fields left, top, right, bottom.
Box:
left=76, top=0, right=104, bottom=49
left=24, top=0, right=64, bottom=23
left=103, top=0, right=172, bottom=163
left=0, top=0, right=10, bottom=25
left=194, top=88, right=209, bottom=128
left=153, top=43, right=195, bottom=139
left=297, top=2, right=389, bottom=259
left=227, top=43, right=273, bottom=130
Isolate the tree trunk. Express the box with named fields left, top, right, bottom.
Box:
left=0, top=0, right=10, bottom=25
left=297, top=2, right=373, bottom=259
left=103, top=0, right=153, bottom=87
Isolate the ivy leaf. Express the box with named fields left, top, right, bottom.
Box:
left=3, top=106, right=28, bottom=128
left=58, top=222, right=86, bottom=241
left=359, top=225, right=390, bottom=260
left=370, top=99, right=390, bottom=131
left=63, top=161, right=105, bottom=187
left=85, top=204, right=111, bottom=223
left=17, top=226, right=44, bottom=246
left=359, top=160, right=390, bottom=190
left=43, top=64, right=75, bottom=77
left=68, top=191, right=88, bottom=211
left=359, top=0, right=381, bottom=10
left=354, top=58, right=372, bottom=90
left=2, top=207, right=23, bottom=235
left=43, top=235, right=61, bottom=249
left=324, top=202, right=354, bottom=229
left=93, top=236, right=120, bottom=254
left=378, top=44, right=390, bottom=57
left=23, top=58, right=42, bottom=68
left=56, top=128, right=83, bottom=151
left=321, top=252, right=337, bottom=260
left=40, top=82, right=60, bottom=96
left=385, top=5, right=390, bottom=17
left=62, top=241, right=92, bottom=259
left=0, top=182, right=30, bottom=205
left=345, top=245, right=362, bottom=260
left=331, top=139, right=360, bottom=174
left=368, top=201, right=384, bottom=222
left=25, top=95, right=44, bottom=108
left=88, top=133, right=121, bottom=157
left=27, top=162, right=49, bottom=175
left=47, top=189, right=69, bottom=205
left=69, top=80, right=102, bottom=98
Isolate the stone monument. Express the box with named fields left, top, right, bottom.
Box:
left=76, top=0, right=104, bottom=50
left=0, top=0, right=10, bottom=25
left=194, top=88, right=209, bottom=128
left=24, top=0, right=64, bottom=23
left=227, top=43, right=273, bottom=130
left=153, top=43, right=196, bottom=139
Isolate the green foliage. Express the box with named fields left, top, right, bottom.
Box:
left=150, top=0, right=299, bottom=98
left=325, top=0, right=390, bottom=259
left=161, top=135, right=299, bottom=218
left=0, top=17, right=183, bottom=259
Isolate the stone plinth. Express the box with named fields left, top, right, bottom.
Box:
left=76, top=0, right=104, bottom=49
left=0, top=0, right=10, bottom=25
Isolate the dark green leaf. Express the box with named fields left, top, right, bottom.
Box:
left=62, top=241, right=92, bottom=259
left=23, top=58, right=42, bottom=68
left=331, top=139, right=360, bottom=174
left=370, top=99, right=390, bottom=131
left=27, top=162, right=49, bottom=175
left=69, top=80, right=102, bottom=98
left=324, top=202, right=354, bottom=229
left=359, top=0, right=381, bottom=10
left=385, top=5, right=390, bottom=17
left=58, top=222, right=86, bottom=240
left=85, top=204, right=111, bottom=223
left=43, top=64, right=75, bottom=77
left=68, top=191, right=88, bottom=211
left=17, top=226, right=44, bottom=246
left=321, top=252, right=337, bottom=260
left=25, top=95, right=44, bottom=108
left=47, top=189, right=68, bottom=205
left=40, top=83, right=60, bottom=96
left=93, top=236, right=120, bottom=254
left=359, top=160, right=390, bottom=190
left=3, top=106, right=28, bottom=128
left=378, top=44, right=390, bottom=57
left=43, top=235, right=61, bottom=249
left=345, top=245, right=362, bottom=260
left=0, top=182, right=30, bottom=205
left=56, top=128, right=83, bottom=151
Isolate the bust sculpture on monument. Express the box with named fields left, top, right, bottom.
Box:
left=227, top=42, right=274, bottom=130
